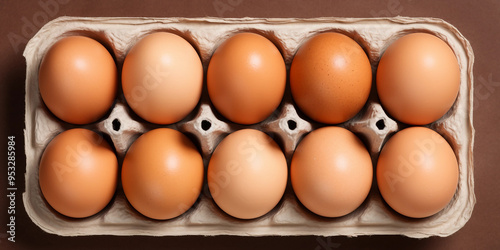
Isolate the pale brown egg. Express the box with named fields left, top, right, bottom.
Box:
left=376, top=33, right=460, bottom=125
left=39, top=36, right=117, bottom=124
left=290, top=32, right=372, bottom=124
left=38, top=128, right=118, bottom=218
left=121, top=128, right=204, bottom=220
left=207, top=33, right=286, bottom=125
left=376, top=127, right=459, bottom=218
left=122, top=32, right=203, bottom=124
left=291, top=126, right=373, bottom=217
left=207, top=129, right=287, bottom=219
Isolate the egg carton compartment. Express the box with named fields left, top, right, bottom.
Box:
left=24, top=17, right=474, bottom=238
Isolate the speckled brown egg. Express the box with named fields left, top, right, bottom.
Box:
left=290, top=32, right=372, bottom=124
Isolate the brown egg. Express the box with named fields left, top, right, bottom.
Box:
left=207, top=33, right=286, bottom=124
left=291, top=126, right=373, bottom=217
left=376, top=33, right=460, bottom=125
left=207, top=129, right=287, bottom=219
left=376, top=127, right=459, bottom=218
left=290, top=32, right=372, bottom=124
left=38, top=129, right=118, bottom=218
left=122, top=32, right=203, bottom=124
left=121, top=128, right=204, bottom=220
left=39, top=36, right=117, bottom=124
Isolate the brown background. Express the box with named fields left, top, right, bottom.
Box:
left=1, top=0, right=499, bottom=249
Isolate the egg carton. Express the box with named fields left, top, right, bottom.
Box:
left=23, top=17, right=475, bottom=238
